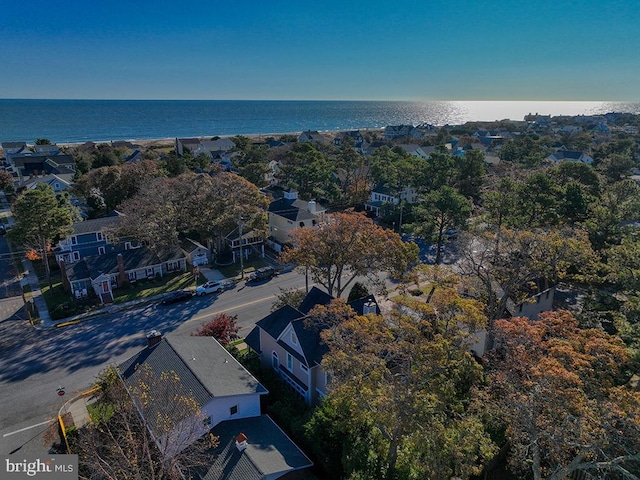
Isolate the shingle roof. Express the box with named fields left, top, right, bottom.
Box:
left=254, top=288, right=380, bottom=367
left=268, top=198, right=317, bottom=222
left=167, top=335, right=267, bottom=397
left=198, top=415, right=313, bottom=480
left=119, top=339, right=214, bottom=435
left=71, top=212, right=122, bottom=235
left=83, top=248, right=162, bottom=280
left=255, top=304, right=304, bottom=339
left=297, top=286, right=332, bottom=314
left=118, top=335, right=268, bottom=437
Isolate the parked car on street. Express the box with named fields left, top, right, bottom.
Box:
left=249, top=267, right=278, bottom=282
left=160, top=290, right=193, bottom=305
left=195, top=280, right=225, bottom=296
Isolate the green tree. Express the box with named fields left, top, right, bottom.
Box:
left=482, top=176, right=520, bottom=230
left=118, top=172, right=268, bottom=253
left=9, top=184, right=75, bottom=288
left=276, top=143, right=335, bottom=199
left=75, top=160, right=161, bottom=215
left=584, top=179, right=640, bottom=250
left=453, top=148, right=486, bottom=200
left=598, top=152, right=635, bottom=183
left=0, top=169, right=14, bottom=192
left=414, top=186, right=472, bottom=264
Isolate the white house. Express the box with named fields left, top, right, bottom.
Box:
left=118, top=332, right=313, bottom=478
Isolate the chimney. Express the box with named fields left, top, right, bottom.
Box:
left=235, top=433, right=248, bottom=452
left=307, top=200, right=316, bottom=213
left=117, top=253, right=129, bottom=287
left=59, top=259, right=71, bottom=292
left=283, top=189, right=298, bottom=200
left=363, top=300, right=377, bottom=315
left=146, top=330, right=162, bottom=347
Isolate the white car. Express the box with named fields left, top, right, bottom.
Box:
left=195, top=281, right=224, bottom=296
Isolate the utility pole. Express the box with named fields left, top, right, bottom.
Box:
left=238, top=215, right=245, bottom=279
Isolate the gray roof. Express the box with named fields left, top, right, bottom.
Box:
left=268, top=198, right=318, bottom=222
left=199, top=415, right=313, bottom=480
left=72, top=212, right=122, bottom=235
left=249, top=288, right=380, bottom=367
left=119, top=337, right=213, bottom=409
left=167, top=335, right=267, bottom=397
left=118, top=334, right=268, bottom=438
left=70, top=247, right=161, bottom=281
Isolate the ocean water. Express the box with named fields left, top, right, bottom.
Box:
left=0, top=99, right=638, bottom=144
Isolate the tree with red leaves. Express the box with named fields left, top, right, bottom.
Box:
left=193, top=313, right=239, bottom=346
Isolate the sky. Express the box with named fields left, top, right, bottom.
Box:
left=1, top=0, right=639, bottom=101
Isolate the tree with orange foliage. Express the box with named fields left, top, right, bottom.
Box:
left=483, top=310, right=640, bottom=480
left=280, top=210, right=418, bottom=297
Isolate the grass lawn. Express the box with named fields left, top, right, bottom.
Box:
left=112, top=271, right=201, bottom=304
left=40, top=276, right=94, bottom=320
left=217, top=257, right=271, bottom=279
left=37, top=264, right=205, bottom=318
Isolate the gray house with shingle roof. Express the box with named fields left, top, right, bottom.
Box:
left=267, top=190, right=325, bottom=250
left=119, top=333, right=312, bottom=479
left=245, top=287, right=380, bottom=405
left=62, top=245, right=186, bottom=302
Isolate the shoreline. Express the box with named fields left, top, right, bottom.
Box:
left=56, top=128, right=387, bottom=149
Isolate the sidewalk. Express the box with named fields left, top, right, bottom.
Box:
left=20, top=257, right=54, bottom=328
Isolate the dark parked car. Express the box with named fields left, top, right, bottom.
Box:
left=249, top=266, right=278, bottom=282
left=160, top=290, right=193, bottom=305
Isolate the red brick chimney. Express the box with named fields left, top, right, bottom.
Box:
left=146, top=330, right=162, bottom=347
left=60, top=259, right=71, bottom=292
left=235, top=433, right=248, bottom=452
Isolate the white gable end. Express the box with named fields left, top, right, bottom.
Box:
left=278, top=323, right=305, bottom=357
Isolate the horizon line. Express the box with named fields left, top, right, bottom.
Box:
left=0, top=98, right=629, bottom=103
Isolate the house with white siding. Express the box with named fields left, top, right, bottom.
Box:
left=118, top=332, right=312, bottom=479
left=245, top=287, right=380, bottom=405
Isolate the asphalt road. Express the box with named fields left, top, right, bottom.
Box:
left=0, top=270, right=309, bottom=456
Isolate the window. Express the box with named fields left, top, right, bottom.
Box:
left=146, top=268, right=154, bottom=277
left=72, top=251, right=80, bottom=261
left=299, top=221, right=305, bottom=227
left=98, top=246, right=105, bottom=255
left=96, top=232, right=103, bottom=241
left=128, top=271, right=136, bottom=281
left=230, top=405, right=238, bottom=416
left=203, top=416, right=212, bottom=427
left=290, top=331, right=297, bottom=345
left=286, top=353, right=293, bottom=371
left=325, top=371, right=332, bottom=386
left=272, top=351, right=279, bottom=369
left=71, top=236, right=77, bottom=245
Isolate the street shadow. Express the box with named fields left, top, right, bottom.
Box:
left=0, top=294, right=213, bottom=383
